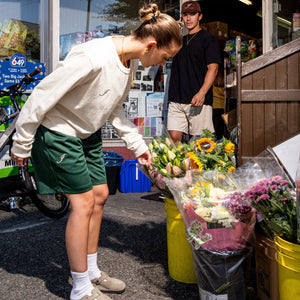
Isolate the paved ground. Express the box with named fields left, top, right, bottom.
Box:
left=0, top=188, right=201, bottom=300
left=0, top=186, right=258, bottom=300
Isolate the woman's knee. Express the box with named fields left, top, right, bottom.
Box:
left=93, top=184, right=109, bottom=207
left=67, top=191, right=95, bottom=217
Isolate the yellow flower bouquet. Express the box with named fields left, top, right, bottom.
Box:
left=143, top=129, right=236, bottom=199
left=187, top=129, right=236, bottom=173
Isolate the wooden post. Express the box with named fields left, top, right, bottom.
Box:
left=236, top=36, right=242, bottom=166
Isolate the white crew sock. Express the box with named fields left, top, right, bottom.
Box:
left=87, top=252, right=102, bottom=280
left=70, top=270, right=94, bottom=300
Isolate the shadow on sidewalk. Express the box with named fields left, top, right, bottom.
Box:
left=100, top=212, right=199, bottom=299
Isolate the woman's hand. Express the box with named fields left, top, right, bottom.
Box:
left=10, top=152, right=28, bottom=167
left=137, top=150, right=152, bottom=169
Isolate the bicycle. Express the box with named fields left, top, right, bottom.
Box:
left=0, top=68, right=70, bottom=219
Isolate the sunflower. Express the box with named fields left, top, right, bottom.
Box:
left=195, top=138, right=216, bottom=153
left=225, top=142, right=235, bottom=155
left=186, top=152, right=203, bottom=170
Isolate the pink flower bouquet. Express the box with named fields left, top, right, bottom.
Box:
left=244, top=175, right=297, bottom=243
left=165, top=170, right=256, bottom=299
left=166, top=170, right=256, bottom=252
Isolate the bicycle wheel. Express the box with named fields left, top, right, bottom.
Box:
left=30, top=191, right=70, bottom=219
left=21, top=166, right=70, bottom=219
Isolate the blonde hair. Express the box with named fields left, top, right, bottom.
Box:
left=133, top=3, right=182, bottom=48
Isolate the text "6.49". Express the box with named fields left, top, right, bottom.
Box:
left=11, top=56, right=26, bottom=67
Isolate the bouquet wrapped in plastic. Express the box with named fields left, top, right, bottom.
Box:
left=143, top=136, right=193, bottom=199
left=245, top=175, right=297, bottom=243
left=232, top=147, right=297, bottom=243
left=143, top=129, right=236, bottom=199
left=164, top=146, right=298, bottom=298
left=166, top=170, right=256, bottom=299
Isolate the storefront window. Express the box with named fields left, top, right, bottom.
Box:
left=60, top=0, right=148, bottom=60
left=0, top=0, right=40, bottom=61
left=59, top=0, right=180, bottom=59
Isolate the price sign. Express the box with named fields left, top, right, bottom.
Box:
left=0, top=53, right=45, bottom=91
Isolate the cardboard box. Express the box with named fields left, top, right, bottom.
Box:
left=255, top=233, right=279, bottom=300
left=203, top=21, right=228, bottom=39
left=229, top=29, right=256, bottom=41
left=293, top=13, right=300, bottom=32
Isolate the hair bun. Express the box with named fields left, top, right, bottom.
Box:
left=139, top=3, right=160, bottom=23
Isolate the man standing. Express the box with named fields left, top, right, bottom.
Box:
left=167, top=1, right=221, bottom=144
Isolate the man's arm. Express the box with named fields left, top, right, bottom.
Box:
left=190, top=63, right=219, bottom=107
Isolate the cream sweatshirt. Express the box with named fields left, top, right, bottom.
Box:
left=12, top=37, right=148, bottom=158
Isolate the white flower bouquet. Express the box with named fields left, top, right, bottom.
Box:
left=165, top=170, right=256, bottom=299
left=166, top=170, right=256, bottom=251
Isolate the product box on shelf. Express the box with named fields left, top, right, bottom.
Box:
left=203, top=21, right=228, bottom=40
left=293, top=13, right=300, bottom=32
left=229, top=29, right=256, bottom=41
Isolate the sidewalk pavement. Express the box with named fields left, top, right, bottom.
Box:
left=0, top=187, right=199, bottom=300
left=99, top=187, right=199, bottom=300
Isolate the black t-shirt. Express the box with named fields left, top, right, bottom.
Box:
left=168, top=30, right=221, bottom=106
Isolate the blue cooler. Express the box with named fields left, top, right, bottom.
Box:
left=120, top=160, right=151, bottom=193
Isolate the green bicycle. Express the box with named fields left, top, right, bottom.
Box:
left=0, top=68, right=69, bottom=219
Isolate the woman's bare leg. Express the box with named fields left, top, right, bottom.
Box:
left=65, top=184, right=109, bottom=271
left=65, top=190, right=95, bottom=272
left=85, top=184, right=126, bottom=293
left=88, top=184, right=109, bottom=254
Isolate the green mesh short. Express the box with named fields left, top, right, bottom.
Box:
left=31, top=125, right=107, bottom=194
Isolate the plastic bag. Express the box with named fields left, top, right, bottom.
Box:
left=163, top=145, right=297, bottom=298
left=103, top=151, right=124, bottom=167
left=165, top=169, right=255, bottom=299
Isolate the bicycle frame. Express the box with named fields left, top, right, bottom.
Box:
left=0, top=68, right=70, bottom=218
left=0, top=78, right=36, bottom=179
